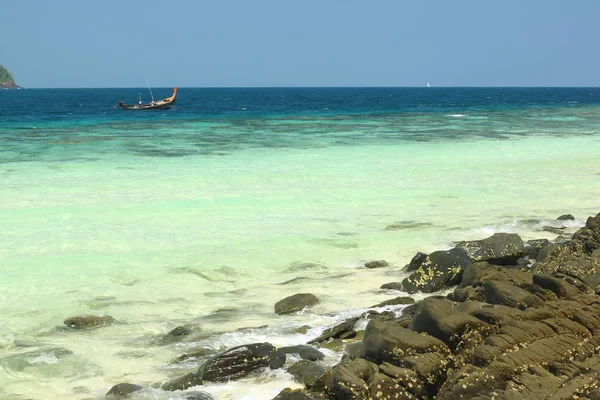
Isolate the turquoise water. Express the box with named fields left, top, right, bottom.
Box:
left=1, top=88, right=600, bottom=399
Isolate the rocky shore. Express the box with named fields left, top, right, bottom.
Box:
left=77, top=212, right=600, bottom=399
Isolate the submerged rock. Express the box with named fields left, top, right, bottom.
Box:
left=274, top=293, right=319, bottom=314
left=285, top=262, right=328, bottom=273
left=542, top=225, right=567, bottom=235
left=158, top=325, right=194, bottom=345
left=279, top=345, right=325, bottom=361
left=379, top=281, right=403, bottom=291
left=106, top=383, right=142, bottom=398
left=64, top=315, right=115, bottom=329
left=199, top=342, right=285, bottom=382
left=163, top=342, right=285, bottom=391
left=557, top=213, right=575, bottom=220
left=182, top=391, right=215, bottom=400
left=169, top=347, right=217, bottom=364
left=384, top=220, right=433, bottom=230
left=364, top=260, right=389, bottom=269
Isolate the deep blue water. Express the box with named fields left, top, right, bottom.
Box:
left=2, top=87, right=600, bottom=125
left=1, top=87, right=600, bottom=163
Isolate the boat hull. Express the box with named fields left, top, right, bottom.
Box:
left=118, top=87, right=178, bottom=110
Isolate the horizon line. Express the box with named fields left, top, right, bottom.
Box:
left=8, top=85, right=600, bottom=90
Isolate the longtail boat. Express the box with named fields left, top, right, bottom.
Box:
left=118, top=86, right=178, bottom=110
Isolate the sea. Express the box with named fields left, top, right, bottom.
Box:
left=1, top=87, right=599, bottom=399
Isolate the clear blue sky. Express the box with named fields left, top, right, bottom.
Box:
left=2, top=0, right=599, bottom=88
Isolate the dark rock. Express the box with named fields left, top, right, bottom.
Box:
left=362, top=318, right=449, bottom=365
left=279, top=345, right=325, bottom=361
left=339, top=330, right=357, bottom=339
left=364, top=260, right=389, bottom=269
left=401, top=248, right=472, bottom=294
left=64, top=315, right=115, bottom=329
left=162, top=373, right=202, bottom=391
left=516, top=257, right=532, bottom=268
left=525, top=238, right=551, bottom=259
left=158, top=325, right=193, bottom=345
left=163, top=343, right=285, bottom=391
left=448, top=286, right=486, bottom=302
left=309, top=318, right=358, bottom=344
left=296, top=325, right=311, bottom=334
left=571, top=212, right=600, bottom=254
left=378, top=362, right=428, bottom=398
left=557, top=214, right=575, bottom=220
left=400, top=302, right=419, bottom=315
left=436, top=364, right=500, bottom=400
left=182, top=391, right=214, bottom=400
left=532, top=274, right=582, bottom=299
left=345, top=341, right=364, bottom=359
left=368, top=372, right=414, bottom=399
left=409, top=297, right=492, bottom=349
left=275, top=293, right=319, bottom=315
left=169, top=347, right=217, bottom=364
left=106, top=383, right=143, bottom=397
left=401, top=351, right=449, bottom=392
left=533, top=217, right=600, bottom=279
left=272, top=389, right=317, bottom=400
left=536, top=243, right=565, bottom=263
left=459, top=261, right=532, bottom=288
left=483, top=280, right=545, bottom=309
left=315, top=338, right=344, bottom=351
left=454, top=232, right=525, bottom=265
left=361, top=309, right=398, bottom=322
left=326, top=358, right=377, bottom=400
left=379, top=281, right=403, bottom=291
left=468, top=303, right=525, bottom=326
left=542, top=225, right=567, bottom=235
left=287, top=360, right=326, bottom=388
left=518, top=282, right=559, bottom=301
left=405, top=251, right=428, bottom=272
left=370, top=296, right=415, bottom=308
left=198, top=342, right=285, bottom=382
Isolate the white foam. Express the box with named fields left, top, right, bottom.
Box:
left=447, top=114, right=468, bottom=117
left=27, top=352, right=59, bottom=365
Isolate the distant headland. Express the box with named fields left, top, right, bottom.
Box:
left=0, top=64, right=22, bottom=89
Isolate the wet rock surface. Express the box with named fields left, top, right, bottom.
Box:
left=163, top=342, right=285, bottom=391
left=317, top=212, right=600, bottom=400
left=275, top=293, right=320, bottom=314
left=105, top=383, right=142, bottom=397
left=454, top=232, right=525, bottom=265
left=364, top=260, right=389, bottom=269
left=401, top=248, right=472, bottom=294
left=64, top=315, right=115, bottom=329
left=279, top=345, right=325, bottom=361
left=106, top=213, right=600, bottom=400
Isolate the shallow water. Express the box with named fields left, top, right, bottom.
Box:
left=0, top=88, right=599, bottom=399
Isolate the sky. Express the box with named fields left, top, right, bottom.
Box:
left=1, top=0, right=599, bottom=88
